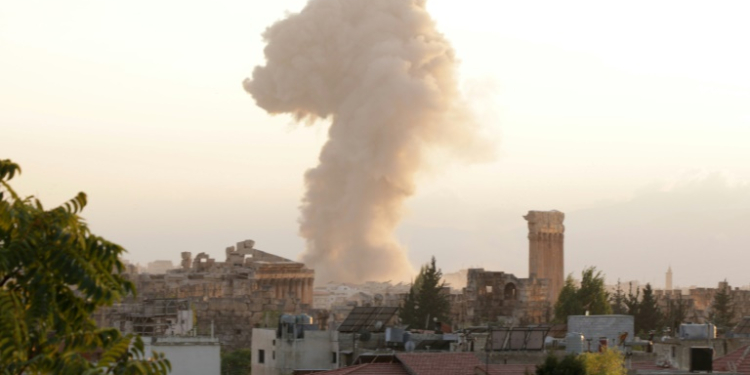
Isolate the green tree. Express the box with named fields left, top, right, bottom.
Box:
left=553, top=276, right=582, bottom=322
left=609, top=280, right=628, bottom=314
left=221, top=349, right=252, bottom=375
left=710, top=281, right=736, bottom=335
left=553, top=267, right=611, bottom=323
left=663, top=297, right=689, bottom=336
left=581, top=349, right=627, bottom=375
left=398, top=257, right=450, bottom=329
left=624, top=283, right=640, bottom=319
left=0, top=160, right=170, bottom=374
left=634, top=283, right=661, bottom=335
left=535, top=353, right=586, bottom=375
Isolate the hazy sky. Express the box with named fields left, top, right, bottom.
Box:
left=2, top=0, right=749, bottom=288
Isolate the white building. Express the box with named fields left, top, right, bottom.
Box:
left=251, top=327, right=339, bottom=375
left=143, top=336, right=221, bottom=375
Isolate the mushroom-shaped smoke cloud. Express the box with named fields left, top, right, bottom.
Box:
left=244, top=0, right=491, bottom=284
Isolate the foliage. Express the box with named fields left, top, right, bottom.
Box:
left=535, top=353, right=586, bottom=375
left=634, top=283, right=661, bottom=335
left=581, top=349, right=627, bottom=375
left=553, top=267, right=611, bottom=323
left=662, top=297, right=689, bottom=335
left=0, top=159, right=170, bottom=374
left=710, top=281, right=736, bottom=335
left=609, top=280, right=627, bottom=314
left=623, top=283, right=640, bottom=320
left=221, top=349, right=252, bottom=375
left=398, top=257, right=451, bottom=329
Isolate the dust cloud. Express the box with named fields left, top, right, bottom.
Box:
left=244, top=0, right=490, bottom=283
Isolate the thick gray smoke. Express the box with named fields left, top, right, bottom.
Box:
left=244, top=0, right=489, bottom=283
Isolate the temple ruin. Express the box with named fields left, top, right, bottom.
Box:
left=525, top=210, right=565, bottom=302
left=96, top=239, right=314, bottom=349
left=452, top=210, right=565, bottom=327
left=457, top=269, right=551, bottom=326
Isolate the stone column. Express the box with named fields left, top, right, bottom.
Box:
left=524, top=210, right=565, bottom=303
left=304, top=278, right=313, bottom=305
left=297, top=279, right=305, bottom=303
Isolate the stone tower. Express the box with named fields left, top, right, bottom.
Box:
left=666, top=266, right=673, bottom=290
left=524, top=210, right=565, bottom=303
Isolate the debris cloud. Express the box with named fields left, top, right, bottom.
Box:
left=245, top=0, right=489, bottom=283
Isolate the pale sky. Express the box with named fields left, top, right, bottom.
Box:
left=2, top=0, right=749, bottom=288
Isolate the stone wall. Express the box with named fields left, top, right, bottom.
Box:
left=100, top=240, right=315, bottom=350
left=458, top=269, right=551, bottom=327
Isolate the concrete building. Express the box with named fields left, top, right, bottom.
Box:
left=567, top=315, right=634, bottom=353
left=143, top=336, right=221, bottom=375
left=251, top=325, right=339, bottom=375
left=95, top=298, right=193, bottom=337
left=525, top=210, right=565, bottom=302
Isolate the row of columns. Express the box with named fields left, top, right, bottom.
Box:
left=260, top=278, right=314, bottom=305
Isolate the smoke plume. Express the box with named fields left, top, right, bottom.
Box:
left=244, top=0, right=489, bottom=283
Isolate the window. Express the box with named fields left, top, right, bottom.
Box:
left=272, top=339, right=276, bottom=346
left=258, top=349, right=265, bottom=364
left=332, top=352, right=337, bottom=363
left=486, top=286, right=493, bottom=293
left=273, top=351, right=275, bottom=360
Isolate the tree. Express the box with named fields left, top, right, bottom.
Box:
left=535, top=353, right=586, bottom=375
left=624, top=283, right=640, bottom=319
left=0, top=159, right=170, bottom=374
left=663, top=297, right=689, bottom=336
left=710, top=280, right=736, bottom=335
left=609, top=280, right=628, bottom=314
left=634, top=283, right=661, bottom=335
left=581, top=349, right=627, bottom=375
left=398, top=257, right=450, bottom=329
left=553, top=276, right=582, bottom=323
left=553, top=267, right=611, bottom=323
left=221, top=349, right=252, bottom=375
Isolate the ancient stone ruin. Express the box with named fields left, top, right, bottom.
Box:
left=97, top=239, right=314, bottom=349
left=525, top=210, right=565, bottom=302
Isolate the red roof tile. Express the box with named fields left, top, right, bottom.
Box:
left=311, top=363, right=409, bottom=375
left=474, top=364, right=536, bottom=375
left=397, top=352, right=482, bottom=375
left=715, top=345, right=750, bottom=375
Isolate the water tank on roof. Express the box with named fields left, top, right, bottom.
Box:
left=680, top=324, right=716, bottom=340
left=280, top=314, right=295, bottom=324
left=566, top=332, right=585, bottom=354
left=297, top=314, right=313, bottom=325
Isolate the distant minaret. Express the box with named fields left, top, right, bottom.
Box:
left=666, top=266, right=673, bottom=290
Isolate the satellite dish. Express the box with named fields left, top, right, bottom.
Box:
left=374, top=321, right=384, bottom=330
left=405, top=340, right=415, bottom=352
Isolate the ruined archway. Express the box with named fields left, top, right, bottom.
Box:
left=504, top=283, right=517, bottom=300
